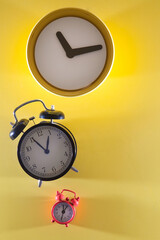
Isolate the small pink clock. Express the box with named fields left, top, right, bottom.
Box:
left=51, top=189, right=80, bottom=227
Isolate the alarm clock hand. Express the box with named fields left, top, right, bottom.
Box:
left=61, top=205, right=65, bottom=220
left=61, top=214, right=63, bottom=220
left=64, top=206, right=68, bottom=211
left=72, top=44, right=102, bottom=57
left=44, top=136, right=50, bottom=154
left=32, top=138, right=46, bottom=152
left=56, top=31, right=73, bottom=58
left=61, top=205, right=68, bottom=220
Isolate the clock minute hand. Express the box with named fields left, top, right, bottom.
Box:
left=72, top=44, right=102, bottom=57
left=32, top=138, right=46, bottom=151
left=61, top=205, right=66, bottom=220
left=64, top=206, right=68, bottom=211
left=56, top=31, right=73, bottom=58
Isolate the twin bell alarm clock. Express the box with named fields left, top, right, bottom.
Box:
left=9, top=99, right=78, bottom=187
left=51, top=189, right=80, bottom=227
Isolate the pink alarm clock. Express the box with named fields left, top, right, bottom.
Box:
left=51, top=189, right=80, bottom=227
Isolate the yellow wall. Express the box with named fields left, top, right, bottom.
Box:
left=1, top=0, right=160, bottom=239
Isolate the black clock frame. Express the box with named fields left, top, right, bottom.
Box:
left=17, top=122, right=77, bottom=181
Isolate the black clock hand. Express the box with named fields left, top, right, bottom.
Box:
left=61, top=205, right=66, bottom=220
left=56, top=31, right=102, bottom=58
left=56, top=31, right=73, bottom=58
left=72, top=44, right=102, bottom=57
left=64, top=206, right=68, bottom=211
left=61, top=214, right=63, bottom=220
left=44, top=136, right=50, bottom=154
left=32, top=138, right=46, bottom=151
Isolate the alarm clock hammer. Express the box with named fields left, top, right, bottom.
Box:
left=9, top=99, right=78, bottom=187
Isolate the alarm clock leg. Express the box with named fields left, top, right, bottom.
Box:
left=51, top=219, right=55, bottom=223
left=71, top=166, right=78, bottom=172
left=65, top=223, right=69, bottom=227
left=38, top=180, right=43, bottom=187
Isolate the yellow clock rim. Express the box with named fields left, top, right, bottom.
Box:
left=26, top=8, right=114, bottom=97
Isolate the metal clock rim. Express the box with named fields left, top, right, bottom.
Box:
left=17, top=122, right=77, bottom=181
left=54, top=122, right=77, bottom=155
left=51, top=201, right=75, bottom=224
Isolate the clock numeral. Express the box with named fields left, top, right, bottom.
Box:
left=64, top=141, right=68, bottom=147
left=64, top=151, right=68, bottom=156
left=52, top=167, right=56, bottom=172
left=24, top=156, right=30, bottom=161
left=60, top=160, right=65, bottom=166
left=32, top=164, right=37, bottom=169
left=26, top=146, right=32, bottom=152
left=42, top=167, right=46, bottom=173
left=48, top=130, right=51, bottom=135
left=30, top=137, right=34, bottom=143
left=57, top=132, right=62, bottom=139
left=37, top=130, right=43, bottom=137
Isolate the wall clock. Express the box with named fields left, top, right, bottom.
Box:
left=51, top=189, right=80, bottom=227
left=27, top=8, right=114, bottom=96
left=9, top=100, right=78, bottom=187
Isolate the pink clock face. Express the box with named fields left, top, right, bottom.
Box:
left=52, top=201, right=75, bottom=224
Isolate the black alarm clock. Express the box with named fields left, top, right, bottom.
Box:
left=9, top=99, right=78, bottom=187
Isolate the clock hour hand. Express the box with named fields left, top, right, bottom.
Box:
left=45, top=136, right=50, bottom=154
left=72, top=44, right=102, bottom=57
left=56, top=31, right=73, bottom=58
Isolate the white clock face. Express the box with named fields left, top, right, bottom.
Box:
left=34, top=17, right=107, bottom=91
left=27, top=9, right=114, bottom=96
left=18, top=123, right=76, bottom=180
left=53, top=202, right=74, bottom=223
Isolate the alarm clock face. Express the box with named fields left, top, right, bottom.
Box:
left=17, top=123, right=76, bottom=181
left=52, top=201, right=74, bottom=224
left=27, top=8, right=114, bottom=96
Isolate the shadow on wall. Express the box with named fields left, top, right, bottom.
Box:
left=72, top=196, right=160, bottom=240
left=1, top=195, right=51, bottom=233
left=65, top=113, right=160, bottom=183
left=1, top=192, right=160, bottom=239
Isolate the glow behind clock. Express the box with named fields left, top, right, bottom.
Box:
left=27, top=8, right=114, bottom=96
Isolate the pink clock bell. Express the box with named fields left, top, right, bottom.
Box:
left=51, top=189, right=80, bottom=227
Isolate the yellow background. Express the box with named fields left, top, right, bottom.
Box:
left=0, top=0, right=160, bottom=240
